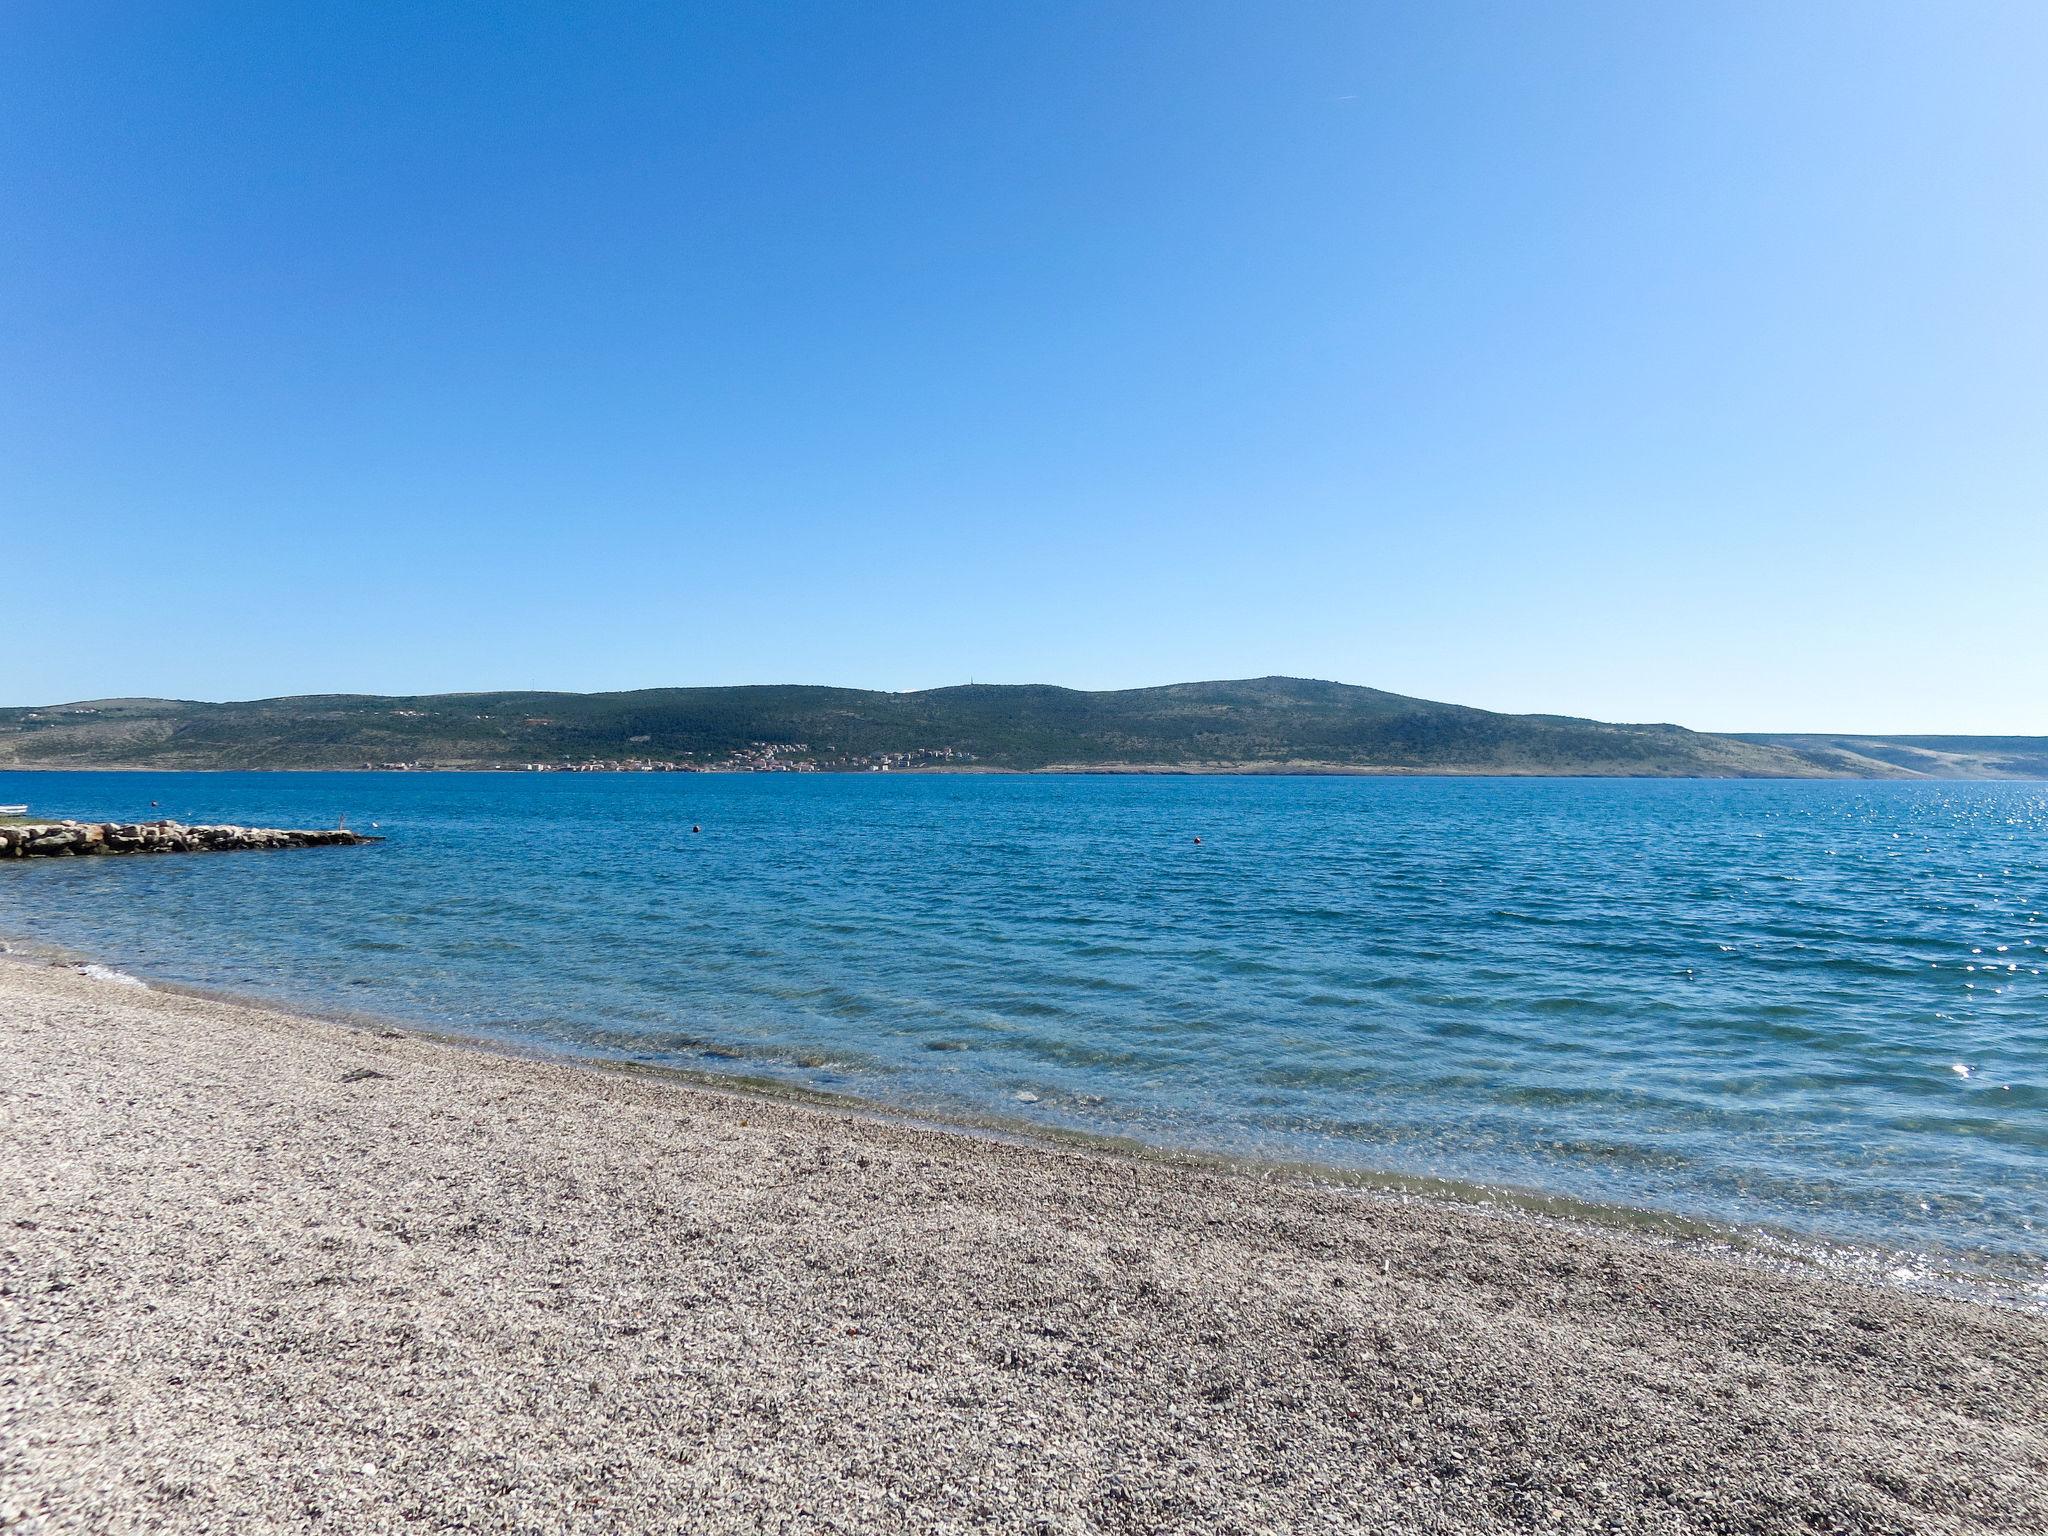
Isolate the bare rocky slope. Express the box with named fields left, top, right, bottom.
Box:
left=1737, top=733, right=2048, bottom=781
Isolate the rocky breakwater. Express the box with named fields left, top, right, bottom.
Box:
left=0, top=820, right=378, bottom=858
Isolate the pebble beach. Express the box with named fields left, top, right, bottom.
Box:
left=3, top=959, right=2045, bottom=1533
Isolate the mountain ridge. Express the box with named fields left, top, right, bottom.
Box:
left=0, top=678, right=2039, bottom=777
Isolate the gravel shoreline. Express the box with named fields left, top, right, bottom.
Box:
left=3, top=961, right=2044, bottom=1534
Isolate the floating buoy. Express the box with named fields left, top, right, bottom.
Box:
left=691, top=824, right=701, bottom=834
left=1193, top=836, right=1202, bottom=844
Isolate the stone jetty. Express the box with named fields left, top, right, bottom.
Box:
left=0, top=821, right=378, bottom=858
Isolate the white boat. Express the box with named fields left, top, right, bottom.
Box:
left=0, top=804, right=28, bottom=815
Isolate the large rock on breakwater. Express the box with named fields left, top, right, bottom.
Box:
left=0, top=820, right=377, bottom=858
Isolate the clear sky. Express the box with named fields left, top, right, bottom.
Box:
left=3, top=3, right=2042, bottom=732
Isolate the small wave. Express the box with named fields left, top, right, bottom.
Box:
left=75, top=963, right=148, bottom=989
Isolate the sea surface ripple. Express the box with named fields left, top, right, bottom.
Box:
left=3, top=772, right=2043, bottom=1299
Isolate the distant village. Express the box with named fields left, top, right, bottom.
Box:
left=360, top=743, right=978, bottom=773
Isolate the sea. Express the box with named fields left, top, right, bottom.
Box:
left=3, top=770, right=2043, bottom=1304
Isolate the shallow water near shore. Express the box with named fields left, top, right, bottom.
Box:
left=3, top=771, right=2043, bottom=1299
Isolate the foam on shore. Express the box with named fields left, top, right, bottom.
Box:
left=71, top=961, right=147, bottom=988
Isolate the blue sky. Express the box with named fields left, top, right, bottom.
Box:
left=3, top=3, right=2042, bottom=731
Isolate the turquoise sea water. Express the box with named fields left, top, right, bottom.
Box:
left=3, top=771, right=2043, bottom=1299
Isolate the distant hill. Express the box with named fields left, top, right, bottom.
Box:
left=1736, top=734, right=2048, bottom=781
left=0, top=678, right=2030, bottom=777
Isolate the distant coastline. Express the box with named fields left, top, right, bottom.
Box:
left=12, top=760, right=2033, bottom=779
left=5, top=676, right=2044, bottom=778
